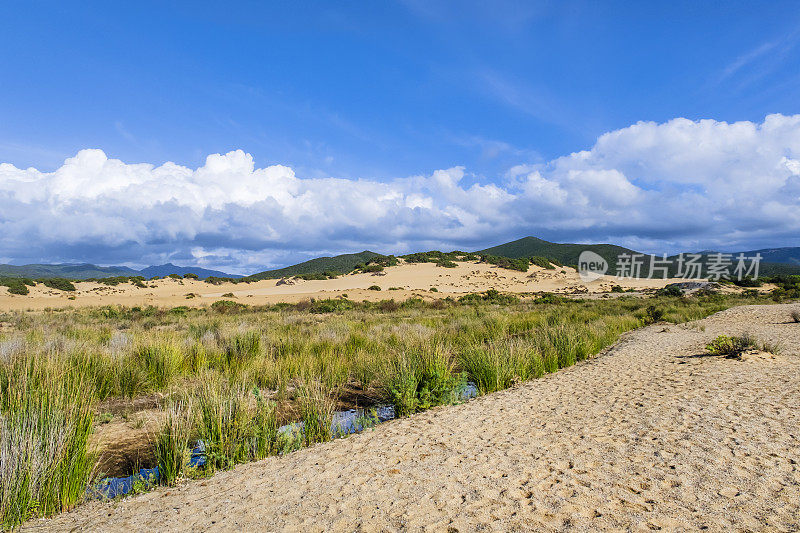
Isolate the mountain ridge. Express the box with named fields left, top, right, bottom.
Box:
left=2, top=239, right=799, bottom=281
left=0, top=262, right=240, bottom=280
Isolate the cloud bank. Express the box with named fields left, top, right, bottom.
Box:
left=1, top=114, right=799, bottom=272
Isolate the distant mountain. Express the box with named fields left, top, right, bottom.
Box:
left=138, top=263, right=242, bottom=279
left=477, top=237, right=800, bottom=277
left=738, top=247, right=800, bottom=266
left=0, top=263, right=138, bottom=280
left=0, top=262, right=240, bottom=280
left=244, top=251, right=382, bottom=280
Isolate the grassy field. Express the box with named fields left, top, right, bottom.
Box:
left=0, top=291, right=776, bottom=528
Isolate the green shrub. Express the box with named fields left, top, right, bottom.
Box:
left=528, top=256, right=555, bottom=269
left=658, top=285, right=684, bottom=297
left=0, top=278, right=30, bottom=295
left=644, top=305, right=665, bottom=324
left=706, top=334, right=756, bottom=358
left=459, top=289, right=518, bottom=305
left=183, top=273, right=199, bottom=279
left=368, top=285, right=382, bottom=291
left=436, top=260, right=457, bottom=268
left=308, top=298, right=356, bottom=313
left=480, top=254, right=529, bottom=272
left=38, top=278, right=76, bottom=292
left=211, top=300, right=248, bottom=314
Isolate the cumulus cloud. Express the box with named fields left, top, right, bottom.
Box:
left=1, top=114, right=799, bottom=272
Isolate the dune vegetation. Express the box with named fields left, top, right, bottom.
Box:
left=0, top=290, right=777, bottom=528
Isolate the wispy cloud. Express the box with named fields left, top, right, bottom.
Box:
left=712, top=29, right=800, bottom=88
left=474, top=69, right=588, bottom=138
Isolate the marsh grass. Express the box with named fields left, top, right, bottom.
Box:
left=383, top=345, right=459, bottom=416
left=298, top=380, right=336, bottom=444
left=0, top=292, right=775, bottom=526
left=0, top=366, right=95, bottom=528
left=153, top=401, right=193, bottom=486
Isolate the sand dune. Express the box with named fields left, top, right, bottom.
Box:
left=0, top=260, right=690, bottom=312
left=26, top=303, right=800, bottom=532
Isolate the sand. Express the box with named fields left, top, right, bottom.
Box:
left=26, top=303, right=800, bottom=532
left=0, top=260, right=697, bottom=312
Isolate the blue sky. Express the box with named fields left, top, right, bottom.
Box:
left=1, top=1, right=799, bottom=272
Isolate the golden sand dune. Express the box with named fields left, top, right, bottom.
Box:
left=0, top=260, right=687, bottom=312
left=27, top=304, right=800, bottom=532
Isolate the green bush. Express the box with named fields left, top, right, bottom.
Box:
left=459, top=289, right=518, bottom=305
left=0, top=278, right=30, bottom=295
left=528, top=256, right=555, bottom=269
left=183, top=273, right=199, bottom=279
left=644, top=305, right=665, bottom=324
left=38, top=278, right=76, bottom=292
left=308, top=298, right=356, bottom=313
left=706, top=334, right=756, bottom=358
left=368, top=285, right=382, bottom=291
left=436, top=260, right=457, bottom=268
left=211, top=300, right=248, bottom=314
left=480, top=254, right=529, bottom=272
left=657, top=285, right=684, bottom=297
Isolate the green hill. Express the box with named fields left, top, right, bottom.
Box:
left=244, top=251, right=382, bottom=280
left=477, top=236, right=636, bottom=266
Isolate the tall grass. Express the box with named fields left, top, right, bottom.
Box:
left=383, top=345, right=459, bottom=416
left=196, top=380, right=250, bottom=471
left=298, top=380, right=336, bottom=444
left=0, top=292, right=774, bottom=526
left=153, top=401, right=193, bottom=486
left=0, top=362, right=95, bottom=528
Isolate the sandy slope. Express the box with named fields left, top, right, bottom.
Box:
left=0, top=260, right=687, bottom=312
left=27, top=303, right=800, bottom=532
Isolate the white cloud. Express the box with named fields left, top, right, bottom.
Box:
left=1, top=114, right=799, bottom=271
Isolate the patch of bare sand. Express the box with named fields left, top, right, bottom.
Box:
left=0, top=260, right=699, bottom=312
left=26, top=303, right=800, bottom=532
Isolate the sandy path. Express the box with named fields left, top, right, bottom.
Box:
left=27, top=304, right=800, bottom=532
